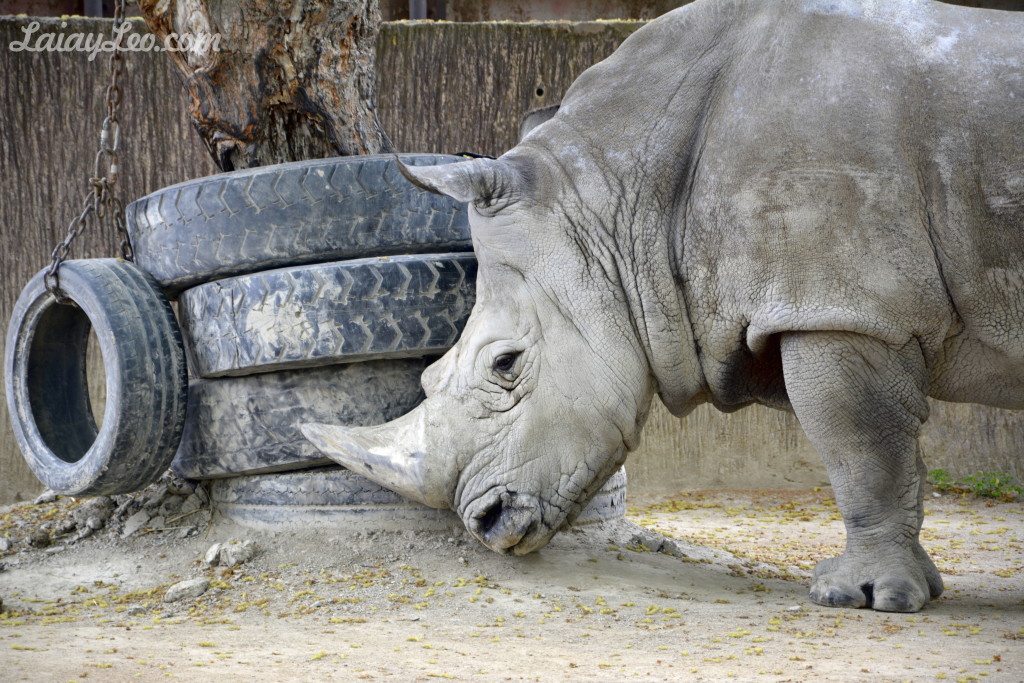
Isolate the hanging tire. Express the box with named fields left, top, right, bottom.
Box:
left=210, top=467, right=627, bottom=529
left=125, top=154, right=472, bottom=296
left=4, top=259, right=188, bottom=496
left=178, top=253, right=477, bottom=378
left=173, top=359, right=431, bottom=480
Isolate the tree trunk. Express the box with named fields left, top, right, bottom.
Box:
left=136, top=0, right=392, bottom=170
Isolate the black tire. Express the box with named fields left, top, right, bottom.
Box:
left=126, top=154, right=472, bottom=296
left=173, top=359, right=431, bottom=480
left=211, top=467, right=458, bottom=529
left=575, top=467, right=627, bottom=526
left=4, top=259, right=188, bottom=496
left=178, top=254, right=477, bottom=378
left=210, top=467, right=627, bottom=528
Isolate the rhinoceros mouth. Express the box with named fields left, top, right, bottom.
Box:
left=463, top=487, right=553, bottom=555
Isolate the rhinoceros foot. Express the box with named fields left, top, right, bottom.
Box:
left=809, top=543, right=943, bottom=613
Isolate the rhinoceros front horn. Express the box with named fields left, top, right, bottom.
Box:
left=300, top=408, right=451, bottom=509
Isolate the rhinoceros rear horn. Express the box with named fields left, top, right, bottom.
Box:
left=396, top=156, right=523, bottom=214
left=300, top=408, right=452, bottom=509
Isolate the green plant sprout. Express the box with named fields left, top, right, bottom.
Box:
left=927, top=469, right=1022, bottom=502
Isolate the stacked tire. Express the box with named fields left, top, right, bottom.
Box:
left=124, top=155, right=462, bottom=520
left=7, top=153, right=625, bottom=527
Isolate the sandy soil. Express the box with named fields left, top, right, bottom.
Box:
left=1, top=489, right=1022, bottom=682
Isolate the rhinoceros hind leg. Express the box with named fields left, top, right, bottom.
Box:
left=781, top=331, right=943, bottom=613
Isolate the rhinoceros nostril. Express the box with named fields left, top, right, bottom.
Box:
left=477, top=498, right=505, bottom=536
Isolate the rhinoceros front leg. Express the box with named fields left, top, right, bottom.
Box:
left=780, top=331, right=944, bottom=612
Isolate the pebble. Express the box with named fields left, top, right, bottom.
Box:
left=55, top=519, right=78, bottom=536
left=28, top=529, right=51, bottom=548
left=72, top=497, right=114, bottom=526
left=785, top=605, right=804, bottom=613
left=220, top=540, right=256, bottom=567
left=126, top=606, right=147, bottom=616
left=142, top=485, right=169, bottom=510
left=164, top=578, right=210, bottom=603
left=204, top=543, right=223, bottom=566
left=166, top=478, right=197, bottom=496
left=159, top=495, right=185, bottom=518
left=0, top=537, right=10, bottom=552
left=33, top=490, right=58, bottom=505
left=178, top=494, right=203, bottom=517
left=121, top=510, right=151, bottom=538
left=86, top=516, right=105, bottom=531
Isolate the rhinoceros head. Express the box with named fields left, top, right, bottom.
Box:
left=302, top=153, right=662, bottom=555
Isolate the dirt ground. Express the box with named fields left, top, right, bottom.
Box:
left=1, top=488, right=1022, bottom=682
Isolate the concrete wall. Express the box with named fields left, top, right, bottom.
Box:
left=1, top=17, right=1021, bottom=503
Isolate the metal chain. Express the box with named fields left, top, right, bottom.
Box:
left=45, top=0, right=133, bottom=302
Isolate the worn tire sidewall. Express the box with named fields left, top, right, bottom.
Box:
left=4, top=259, right=187, bottom=496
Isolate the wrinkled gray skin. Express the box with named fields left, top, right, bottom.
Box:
left=303, top=0, right=1024, bottom=612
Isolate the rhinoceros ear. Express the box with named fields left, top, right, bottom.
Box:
left=397, top=156, right=523, bottom=215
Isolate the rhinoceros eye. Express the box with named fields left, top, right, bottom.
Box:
left=493, top=352, right=519, bottom=378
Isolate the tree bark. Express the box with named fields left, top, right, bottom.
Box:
left=137, top=0, right=392, bottom=170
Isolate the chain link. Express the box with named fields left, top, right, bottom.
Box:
left=46, top=0, right=133, bottom=302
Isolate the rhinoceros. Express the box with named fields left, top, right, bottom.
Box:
left=303, top=0, right=1024, bottom=613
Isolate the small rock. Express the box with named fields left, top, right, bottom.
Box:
left=143, top=485, right=169, bottom=510
left=72, top=497, right=114, bottom=526
left=33, top=490, right=58, bottom=505
left=126, top=606, right=146, bottom=616
left=0, top=537, right=10, bottom=552
left=193, top=486, right=210, bottom=504
left=166, top=478, right=196, bottom=496
left=659, top=538, right=686, bottom=559
left=55, top=519, right=77, bottom=536
left=164, top=578, right=210, bottom=603
left=159, top=495, right=184, bottom=518
left=148, top=516, right=166, bottom=530
left=179, top=494, right=202, bottom=517
left=785, top=605, right=803, bottom=613
left=86, top=516, right=105, bottom=531
left=121, top=510, right=151, bottom=538
left=932, top=492, right=942, bottom=498
left=29, top=529, right=51, bottom=548
left=203, top=542, right=223, bottom=567
left=220, top=540, right=256, bottom=567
